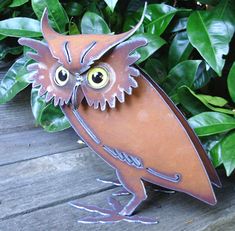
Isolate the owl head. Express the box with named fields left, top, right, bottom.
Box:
left=19, top=5, right=147, bottom=111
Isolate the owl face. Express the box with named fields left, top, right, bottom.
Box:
left=19, top=7, right=147, bottom=111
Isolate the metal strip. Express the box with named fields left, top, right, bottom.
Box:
left=72, top=109, right=101, bottom=144
left=146, top=168, right=181, bottom=183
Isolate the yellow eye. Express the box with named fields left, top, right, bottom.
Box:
left=87, top=66, right=109, bottom=89
left=54, top=66, right=69, bottom=86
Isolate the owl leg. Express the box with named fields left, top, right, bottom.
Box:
left=116, top=171, right=147, bottom=216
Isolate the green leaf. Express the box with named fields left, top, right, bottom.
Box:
left=178, top=86, right=235, bottom=115
left=188, top=112, right=235, bottom=136
left=9, top=0, right=29, bottom=7
left=69, top=22, right=80, bottom=35
left=211, top=131, right=235, bottom=176
left=146, top=4, right=177, bottom=35
left=168, top=31, right=193, bottom=69
left=198, top=95, right=228, bottom=107
left=0, top=57, right=30, bottom=104
left=0, top=18, right=41, bottom=37
left=0, top=34, right=6, bottom=41
left=193, top=62, right=213, bottom=89
left=104, top=0, right=118, bottom=12
left=123, top=11, right=144, bottom=33
left=40, top=103, right=70, bottom=132
left=227, top=62, right=235, bottom=103
left=31, top=87, right=47, bottom=125
left=187, top=7, right=233, bottom=76
left=32, top=0, right=69, bottom=33
left=213, top=0, right=235, bottom=34
left=170, top=17, right=187, bottom=33
left=144, top=58, right=167, bottom=84
left=201, top=134, right=225, bottom=167
left=162, top=60, right=201, bottom=96
left=0, top=43, right=22, bottom=60
left=129, top=33, right=166, bottom=64
left=81, top=12, right=111, bottom=34
left=64, top=2, right=83, bottom=16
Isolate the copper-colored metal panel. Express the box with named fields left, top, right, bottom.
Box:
left=62, top=73, right=218, bottom=207
left=18, top=3, right=221, bottom=223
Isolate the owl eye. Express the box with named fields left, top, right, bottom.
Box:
left=54, top=66, right=70, bottom=86
left=87, top=66, right=109, bottom=89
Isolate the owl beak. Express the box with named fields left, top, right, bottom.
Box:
left=71, top=75, right=84, bottom=109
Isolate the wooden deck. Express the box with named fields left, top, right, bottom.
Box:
left=0, top=70, right=235, bottom=231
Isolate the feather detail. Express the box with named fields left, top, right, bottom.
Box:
left=39, top=87, right=47, bottom=96
left=18, top=37, right=75, bottom=107
left=129, top=76, right=138, bottom=88
left=129, top=67, right=140, bottom=77
left=45, top=92, right=53, bottom=102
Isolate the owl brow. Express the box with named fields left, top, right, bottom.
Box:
left=80, top=41, right=97, bottom=64
left=64, top=41, right=72, bottom=64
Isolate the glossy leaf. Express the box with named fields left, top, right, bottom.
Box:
left=201, top=134, right=225, bottom=167
left=187, top=5, right=233, bottom=76
left=146, top=4, right=177, bottom=35
left=31, top=87, right=47, bottom=125
left=0, top=44, right=22, bottom=60
left=178, top=86, right=235, bottom=115
left=104, top=0, right=118, bottom=12
left=168, top=31, right=193, bottom=69
left=198, top=95, right=228, bottom=107
left=193, top=62, right=213, bottom=89
left=9, top=0, right=29, bottom=7
left=188, top=112, right=235, bottom=136
left=0, top=34, right=6, bottom=41
left=227, top=62, right=235, bottom=103
left=32, top=0, right=69, bottom=33
left=211, top=131, right=235, bottom=176
left=0, top=57, right=30, bottom=104
left=170, top=17, right=187, bottom=33
left=123, top=11, right=144, bottom=33
left=162, top=60, right=201, bottom=96
left=64, top=2, right=83, bottom=16
left=213, top=0, right=235, bottom=34
left=0, top=18, right=41, bottom=37
left=129, top=33, right=166, bottom=64
left=40, top=103, right=70, bottom=132
left=69, top=22, right=80, bottom=35
left=81, top=12, right=111, bottom=34
left=144, top=58, right=167, bottom=84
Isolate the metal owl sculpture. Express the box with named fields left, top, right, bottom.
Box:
left=19, top=4, right=221, bottom=224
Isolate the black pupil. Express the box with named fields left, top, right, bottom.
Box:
left=58, top=69, right=68, bottom=82
left=92, top=72, right=103, bottom=84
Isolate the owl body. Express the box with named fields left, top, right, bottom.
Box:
left=62, top=72, right=219, bottom=208
left=18, top=6, right=221, bottom=218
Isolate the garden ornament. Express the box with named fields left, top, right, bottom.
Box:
left=18, top=3, right=221, bottom=224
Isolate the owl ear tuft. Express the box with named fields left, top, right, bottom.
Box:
left=41, top=8, right=60, bottom=41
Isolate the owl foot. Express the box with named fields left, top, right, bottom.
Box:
left=69, top=197, right=158, bottom=224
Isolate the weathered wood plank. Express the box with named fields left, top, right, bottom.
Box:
left=0, top=88, right=35, bottom=134
left=0, top=127, right=84, bottom=166
left=0, top=173, right=234, bottom=231
left=0, top=147, right=115, bottom=220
